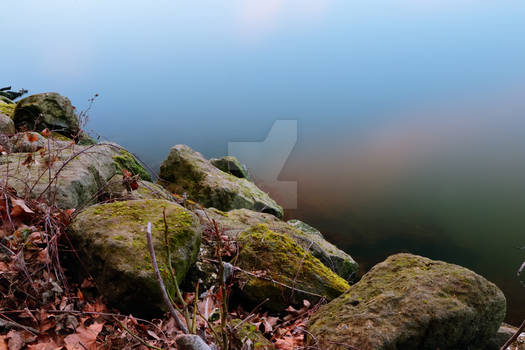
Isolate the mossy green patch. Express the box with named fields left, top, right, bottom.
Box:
left=113, top=150, right=152, bottom=182
left=69, top=199, right=201, bottom=316
left=236, top=224, right=349, bottom=311
left=0, top=103, right=15, bottom=118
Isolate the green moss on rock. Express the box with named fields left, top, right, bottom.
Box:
left=236, top=225, right=349, bottom=311
left=113, top=149, right=152, bottom=182
left=307, top=253, right=506, bottom=350
left=159, top=145, right=283, bottom=218
left=0, top=103, right=15, bottom=118
left=230, top=319, right=275, bottom=349
left=69, top=199, right=201, bottom=316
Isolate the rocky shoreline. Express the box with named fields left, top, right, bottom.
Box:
left=1, top=92, right=523, bottom=349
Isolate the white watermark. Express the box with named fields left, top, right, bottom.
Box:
left=228, top=120, right=297, bottom=209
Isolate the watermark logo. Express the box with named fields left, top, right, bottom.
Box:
left=228, top=120, right=297, bottom=209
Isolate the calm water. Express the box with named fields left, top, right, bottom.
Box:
left=2, top=1, right=525, bottom=323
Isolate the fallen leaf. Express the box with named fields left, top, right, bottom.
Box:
left=26, top=133, right=39, bottom=143
left=64, top=320, right=103, bottom=350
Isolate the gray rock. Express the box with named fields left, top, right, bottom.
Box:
left=159, top=145, right=282, bottom=218
left=307, top=253, right=506, bottom=350
left=175, top=335, right=212, bottom=350
left=210, top=156, right=252, bottom=181
left=0, top=142, right=130, bottom=209
left=100, top=174, right=175, bottom=202
left=70, top=200, right=202, bottom=316
left=13, top=92, right=80, bottom=138
left=10, top=132, right=46, bottom=152
left=0, top=113, right=14, bottom=135
left=487, top=323, right=525, bottom=350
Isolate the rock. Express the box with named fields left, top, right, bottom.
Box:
left=230, top=319, right=275, bottom=349
left=307, top=253, right=506, bottom=350
left=69, top=200, right=201, bottom=315
left=159, top=145, right=282, bottom=218
left=210, top=156, right=252, bottom=181
left=10, top=132, right=47, bottom=152
left=287, top=219, right=323, bottom=238
left=0, top=101, right=15, bottom=118
left=235, top=224, right=349, bottom=311
left=486, top=323, right=521, bottom=350
left=175, top=335, right=212, bottom=350
left=13, top=93, right=80, bottom=137
left=0, top=96, right=14, bottom=104
left=196, top=208, right=358, bottom=281
left=112, top=149, right=152, bottom=181
left=100, top=175, right=174, bottom=202
left=0, top=113, right=14, bottom=135
left=0, top=142, right=140, bottom=209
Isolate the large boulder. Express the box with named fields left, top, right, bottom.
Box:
left=0, top=113, right=14, bottom=135
left=198, top=208, right=358, bottom=281
left=210, top=155, right=252, bottom=181
left=0, top=142, right=149, bottom=209
left=235, top=225, right=349, bottom=311
left=159, top=145, right=282, bottom=218
left=13, top=93, right=80, bottom=137
left=70, top=200, right=201, bottom=315
left=307, top=253, right=506, bottom=350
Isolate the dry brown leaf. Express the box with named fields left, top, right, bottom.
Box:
left=64, top=320, right=103, bottom=350
left=10, top=198, right=34, bottom=214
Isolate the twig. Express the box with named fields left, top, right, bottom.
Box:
left=114, top=316, right=163, bottom=350
left=146, top=222, right=189, bottom=334
left=500, top=319, right=525, bottom=350
left=0, top=313, right=39, bottom=335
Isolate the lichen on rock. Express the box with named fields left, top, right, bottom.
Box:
left=235, top=224, right=349, bottom=311
left=307, top=253, right=507, bottom=350
left=69, top=199, right=202, bottom=316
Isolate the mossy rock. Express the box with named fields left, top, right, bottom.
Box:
left=13, top=92, right=80, bottom=137
left=0, top=113, right=15, bottom=134
left=113, top=149, right=152, bottom=182
left=235, top=225, right=349, bottom=311
left=307, top=253, right=506, bottom=350
left=198, top=208, right=358, bottom=281
left=0, top=143, right=124, bottom=209
left=69, top=199, right=202, bottom=316
left=159, top=145, right=282, bottom=218
left=230, top=319, right=275, bottom=349
left=210, top=156, right=252, bottom=181
left=0, top=102, right=15, bottom=118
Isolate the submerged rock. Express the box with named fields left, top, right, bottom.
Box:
left=13, top=93, right=80, bottom=137
left=0, top=113, right=14, bottom=135
left=307, top=253, right=506, bottom=350
left=197, top=208, right=358, bottom=281
left=235, top=224, right=349, bottom=311
left=159, top=145, right=282, bottom=217
left=210, top=156, right=252, bottom=181
left=70, top=200, right=201, bottom=315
